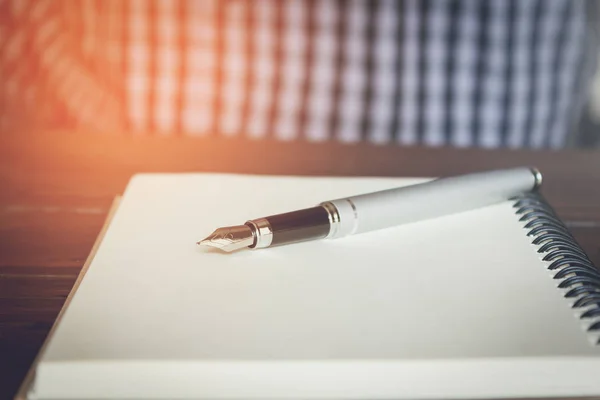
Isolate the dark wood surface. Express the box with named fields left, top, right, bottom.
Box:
left=2, top=130, right=600, bottom=399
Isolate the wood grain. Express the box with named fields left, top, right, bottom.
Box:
left=1, top=129, right=600, bottom=399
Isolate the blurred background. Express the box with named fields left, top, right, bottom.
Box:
left=1, top=0, right=600, bottom=149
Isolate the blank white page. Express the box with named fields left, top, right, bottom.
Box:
left=31, top=174, right=600, bottom=398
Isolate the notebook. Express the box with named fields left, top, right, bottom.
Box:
left=22, top=173, right=600, bottom=399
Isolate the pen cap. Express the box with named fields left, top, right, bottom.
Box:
left=325, top=167, right=540, bottom=238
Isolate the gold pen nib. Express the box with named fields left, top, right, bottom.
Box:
left=197, top=225, right=255, bottom=252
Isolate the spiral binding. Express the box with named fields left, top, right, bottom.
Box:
left=511, top=192, right=600, bottom=345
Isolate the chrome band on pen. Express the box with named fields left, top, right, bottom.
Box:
left=321, top=201, right=340, bottom=239
left=246, top=218, right=273, bottom=249
left=321, top=200, right=359, bottom=239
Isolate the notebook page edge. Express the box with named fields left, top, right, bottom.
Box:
left=31, top=358, right=600, bottom=399
left=18, top=196, right=122, bottom=400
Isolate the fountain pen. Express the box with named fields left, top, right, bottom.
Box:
left=198, top=167, right=542, bottom=252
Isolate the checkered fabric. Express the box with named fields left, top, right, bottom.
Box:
left=1, top=0, right=597, bottom=148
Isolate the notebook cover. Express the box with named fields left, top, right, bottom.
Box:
left=22, top=174, right=600, bottom=399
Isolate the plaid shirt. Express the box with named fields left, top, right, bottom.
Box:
left=1, top=0, right=596, bottom=148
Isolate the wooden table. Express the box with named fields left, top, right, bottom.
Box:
left=2, top=130, right=600, bottom=399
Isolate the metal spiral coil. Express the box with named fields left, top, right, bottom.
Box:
left=511, top=192, right=600, bottom=345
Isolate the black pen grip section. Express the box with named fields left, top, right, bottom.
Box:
left=266, top=206, right=330, bottom=246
